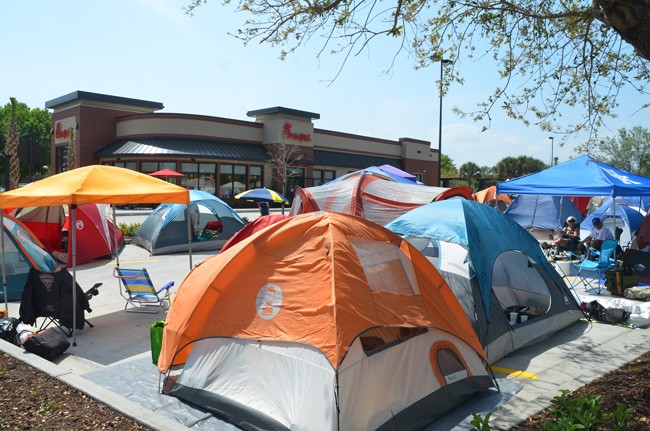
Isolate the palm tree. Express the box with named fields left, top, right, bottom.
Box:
left=5, top=97, right=20, bottom=190
left=67, top=126, right=77, bottom=170
left=459, top=162, right=482, bottom=190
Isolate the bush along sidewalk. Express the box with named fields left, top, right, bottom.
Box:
left=118, top=223, right=142, bottom=244
left=118, top=222, right=141, bottom=238
left=470, top=389, right=633, bottom=431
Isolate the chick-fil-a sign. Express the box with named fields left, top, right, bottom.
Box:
left=53, top=117, right=77, bottom=144
left=283, top=122, right=311, bottom=142
left=55, top=122, right=72, bottom=139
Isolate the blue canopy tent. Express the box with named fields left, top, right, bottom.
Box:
left=497, top=154, right=650, bottom=258
left=497, top=155, right=650, bottom=197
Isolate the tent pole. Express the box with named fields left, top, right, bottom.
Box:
left=613, top=195, right=618, bottom=260
left=111, top=205, right=120, bottom=267
left=186, top=205, right=193, bottom=269
left=71, top=205, right=78, bottom=346
left=1, top=212, right=8, bottom=312
left=559, top=196, right=564, bottom=227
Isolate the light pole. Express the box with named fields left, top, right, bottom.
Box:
left=548, top=136, right=554, bottom=166
left=433, top=56, right=454, bottom=186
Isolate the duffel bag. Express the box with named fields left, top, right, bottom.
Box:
left=21, top=328, right=70, bottom=360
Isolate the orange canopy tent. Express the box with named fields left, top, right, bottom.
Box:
left=0, top=165, right=190, bottom=342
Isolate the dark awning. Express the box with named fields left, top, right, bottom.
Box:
left=95, top=138, right=270, bottom=162
left=314, top=150, right=401, bottom=169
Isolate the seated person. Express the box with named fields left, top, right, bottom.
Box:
left=553, top=216, right=581, bottom=251
left=204, top=220, right=222, bottom=232
left=579, top=217, right=614, bottom=252
left=202, top=220, right=223, bottom=239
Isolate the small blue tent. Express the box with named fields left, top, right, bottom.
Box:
left=132, top=190, right=245, bottom=255
left=504, top=195, right=584, bottom=230
left=582, top=201, right=644, bottom=248
left=386, top=200, right=583, bottom=362
left=1, top=216, right=58, bottom=301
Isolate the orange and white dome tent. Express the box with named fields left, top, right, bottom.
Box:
left=473, top=185, right=512, bottom=212
left=159, top=212, right=494, bottom=430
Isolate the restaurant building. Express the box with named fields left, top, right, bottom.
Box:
left=45, top=91, right=438, bottom=201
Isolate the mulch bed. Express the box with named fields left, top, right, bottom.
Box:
left=1, top=349, right=649, bottom=430
left=0, top=352, right=150, bottom=430
left=509, top=350, right=650, bottom=430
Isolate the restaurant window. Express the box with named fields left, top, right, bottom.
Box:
left=249, top=166, right=263, bottom=189
left=219, top=164, right=234, bottom=198
left=286, top=167, right=305, bottom=200
left=141, top=162, right=160, bottom=174
left=199, top=163, right=216, bottom=194
left=219, top=164, right=248, bottom=198
left=113, top=161, right=137, bottom=171
left=55, top=146, right=68, bottom=173
left=140, top=161, right=177, bottom=173
left=182, top=162, right=216, bottom=193
left=234, top=165, right=246, bottom=195
left=181, top=162, right=198, bottom=190
left=313, top=169, right=335, bottom=186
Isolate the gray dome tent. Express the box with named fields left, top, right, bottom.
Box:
left=132, top=190, right=245, bottom=255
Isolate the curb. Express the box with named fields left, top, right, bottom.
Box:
left=0, top=340, right=189, bottom=431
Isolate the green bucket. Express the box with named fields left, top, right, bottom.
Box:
left=150, top=320, right=165, bottom=365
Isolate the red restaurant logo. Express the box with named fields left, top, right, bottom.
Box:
left=283, top=122, right=311, bottom=142
left=55, top=122, right=72, bottom=139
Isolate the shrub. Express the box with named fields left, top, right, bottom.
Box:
left=118, top=222, right=141, bottom=237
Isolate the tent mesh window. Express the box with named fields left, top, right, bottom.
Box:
left=404, top=236, right=440, bottom=267
left=359, top=326, right=427, bottom=355
left=436, top=347, right=468, bottom=384
left=490, top=250, right=551, bottom=315
left=349, top=236, right=420, bottom=295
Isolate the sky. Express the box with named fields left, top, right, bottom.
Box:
left=1, top=1, right=647, bottom=170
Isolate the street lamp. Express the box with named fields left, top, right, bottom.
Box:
left=548, top=136, right=554, bottom=166
left=433, top=56, right=454, bottom=186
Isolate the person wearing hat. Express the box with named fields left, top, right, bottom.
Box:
left=580, top=217, right=614, bottom=252
left=552, top=216, right=581, bottom=251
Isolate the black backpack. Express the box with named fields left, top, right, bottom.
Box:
left=0, top=317, right=20, bottom=345
left=581, top=300, right=630, bottom=325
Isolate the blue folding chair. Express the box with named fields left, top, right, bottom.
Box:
left=569, top=239, right=617, bottom=294
left=113, top=267, right=174, bottom=313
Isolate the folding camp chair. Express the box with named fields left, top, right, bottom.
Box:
left=19, top=268, right=99, bottom=336
left=569, top=239, right=617, bottom=294
left=113, top=267, right=174, bottom=313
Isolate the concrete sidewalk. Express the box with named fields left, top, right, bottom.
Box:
left=1, top=209, right=648, bottom=430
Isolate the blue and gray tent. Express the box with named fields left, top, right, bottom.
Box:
left=386, top=199, right=584, bottom=363
left=132, top=190, right=245, bottom=255
left=582, top=199, right=644, bottom=248
left=1, top=215, right=58, bottom=301
left=504, top=194, right=584, bottom=231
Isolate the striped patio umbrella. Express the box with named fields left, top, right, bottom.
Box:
left=235, top=188, right=289, bottom=204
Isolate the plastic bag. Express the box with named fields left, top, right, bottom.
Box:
left=0, top=317, right=20, bottom=344
left=150, top=320, right=165, bottom=365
